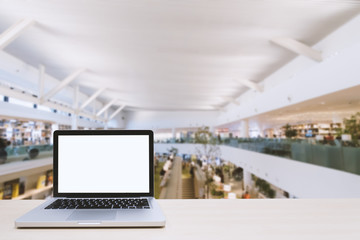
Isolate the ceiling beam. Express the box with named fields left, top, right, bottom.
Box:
left=0, top=18, right=35, bottom=49
left=108, top=105, right=125, bottom=121
left=270, top=37, right=323, bottom=62
left=73, top=85, right=79, bottom=109
left=125, top=105, right=218, bottom=112
left=0, top=84, right=108, bottom=122
left=96, top=98, right=117, bottom=117
left=0, top=84, right=36, bottom=103
left=0, top=84, right=75, bottom=115
left=237, top=79, right=263, bottom=92
left=78, top=87, right=106, bottom=111
left=215, top=107, right=227, bottom=112
left=40, top=68, right=86, bottom=104
left=222, top=97, right=240, bottom=106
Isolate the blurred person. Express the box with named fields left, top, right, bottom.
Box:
left=190, top=164, right=195, bottom=178
left=242, top=191, right=250, bottom=199
left=154, top=155, right=158, bottom=168
left=324, top=133, right=334, bottom=143
left=0, top=138, right=9, bottom=164
left=162, top=156, right=172, bottom=172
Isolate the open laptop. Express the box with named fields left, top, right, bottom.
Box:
left=15, top=130, right=166, bottom=228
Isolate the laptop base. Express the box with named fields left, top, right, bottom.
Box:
left=15, top=197, right=165, bottom=228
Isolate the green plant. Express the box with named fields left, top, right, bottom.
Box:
left=255, top=177, right=275, bottom=198
left=283, top=124, right=298, bottom=139
left=335, top=128, right=343, bottom=138
left=194, top=126, right=213, bottom=144
left=268, top=189, right=276, bottom=198
left=232, top=167, right=243, bottom=181
left=222, top=165, right=230, bottom=174
left=210, top=184, right=224, bottom=198
left=194, top=126, right=221, bottom=163
left=343, top=112, right=360, bottom=142
left=154, top=162, right=165, bottom=199
left=215, top=167, right=222, bottom=176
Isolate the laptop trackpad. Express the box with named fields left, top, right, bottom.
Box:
left=67, top=210, right=117, bottom=221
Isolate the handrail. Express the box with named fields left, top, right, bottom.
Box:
left=1, top=144, right=53, bottom=165
left=156, top=140, right=360, bottom=175
left=193, top=165, right=206, bottom=199
left=160, top=170, right=171, bottom=188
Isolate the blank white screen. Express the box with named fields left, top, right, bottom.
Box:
left=58, top=135, right=149, bottom=193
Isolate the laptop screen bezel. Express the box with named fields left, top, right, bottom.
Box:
left=53, top=130, right=154, bottom=198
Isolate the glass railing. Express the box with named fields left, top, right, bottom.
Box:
left=0, top=144, right=53, bottom=165
left=156, top=138, right=360, bottom=176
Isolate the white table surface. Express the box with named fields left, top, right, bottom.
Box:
left=1, top=199, right=360, bottom=240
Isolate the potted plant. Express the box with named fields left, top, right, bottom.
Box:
left=283, top=124, right=298, bottom=139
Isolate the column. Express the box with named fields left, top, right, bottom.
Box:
left=240, top=119, right=249, bottom=138
left=104, top=110, right=108, bottom=130
left=172, top=127, right=176, bottom=143
left=259, top=124, right=265, bottom=138
left=208, top=126, right=214, bottom=135
left=50, top=123, right=59, bottom=145
left=243, top=170, right=252, bottom=192
left=71, top=115, right=78, bottom=130
left=71, top=85, right=79, bottom=130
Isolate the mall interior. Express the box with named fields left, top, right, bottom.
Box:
left=0, top=1, right=360, bottom=201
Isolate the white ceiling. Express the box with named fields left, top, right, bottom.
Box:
left=0, top=0, right=359, bottom=111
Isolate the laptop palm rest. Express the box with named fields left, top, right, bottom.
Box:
left=67, top=210, right=117, bottom=221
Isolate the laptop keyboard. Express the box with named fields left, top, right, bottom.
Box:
left=45, top=198, right=150, bottom=209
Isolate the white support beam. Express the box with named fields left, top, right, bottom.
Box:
left=108, top=105, right=125, bottom=121
left=231, top=100, right=240, bottom=106
left=38, top=64, right=45, bottom=101
left=78, top=110, right=106, bottom=122
left=104, top=119, right=109, bottom=130
left=222, top=97, right=240, bottom=106
left=40, top=68, right=85, bottom=103
left=237, top=79, right=263, bottom=92
left=96, top=98, right=117, bottom=117
left=92, top=101, right=96, bottom=115
left=71, top=113, right=78, bottom=130
left=211, top=105, right=226, bottom=112
left=0, top=18, right=35, bottom=49
left=0, top=84, right=36, bottom=103
left=104, top=110, right=109, bottom=130
left=73, top=85, right=79, bottom=109
left=0, top=84, right=110, bottom=122
left=270, top=37, right=323, bottom=62
left=0, top=84, right=75, bottom=115
left=104, top=110, right=108, bottom=119
left=43, top=101, right=75, bottom=115
left=79, top=87, right=106, bottom=111
left=45, top=101, right=105, bottom=122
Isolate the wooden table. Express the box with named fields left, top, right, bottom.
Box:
left=1, top=199, right=360, bottom=240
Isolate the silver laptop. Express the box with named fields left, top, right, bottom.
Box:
left=15, top=130, right=166, bottom=228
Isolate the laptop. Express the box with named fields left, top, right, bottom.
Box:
left=15, top=130, right=166, bottom=228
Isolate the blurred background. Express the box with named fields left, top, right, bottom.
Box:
left=0, top=0, right=360, bottom=200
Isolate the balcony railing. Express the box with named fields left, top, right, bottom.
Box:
left=156, top=138, right=360, bottom=175
left=0, top=144, right=53, bottom=165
